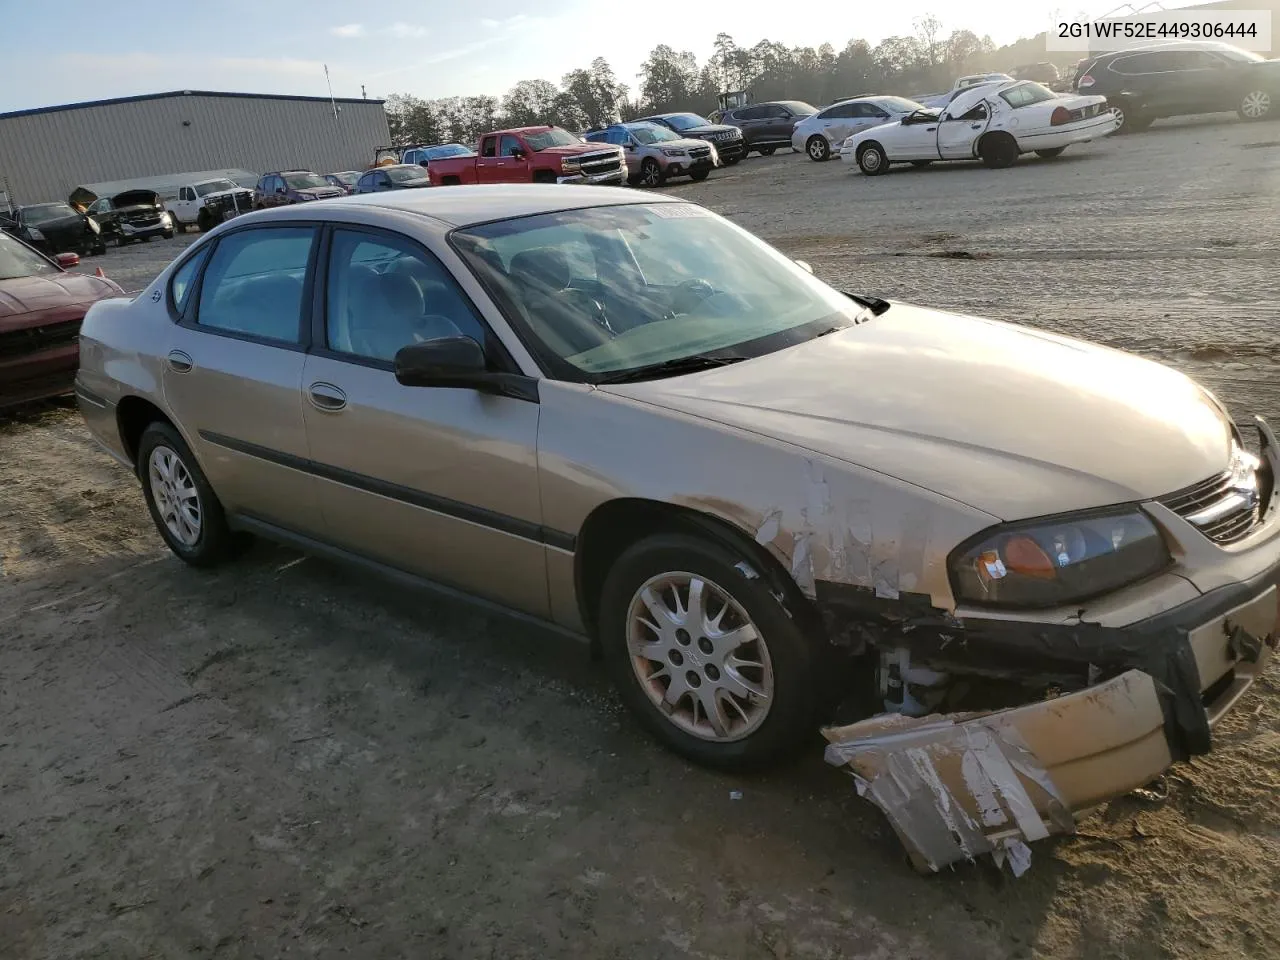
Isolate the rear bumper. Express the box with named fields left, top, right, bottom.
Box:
left=823, top=558, right=1280, bottom=875
left=1017, top=111, right=1121, bottom=150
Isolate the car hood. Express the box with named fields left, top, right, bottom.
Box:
left=675, top=124, right=740, bottom=136
left=600, top=304, right=1231, bottom=520
left=538, top=144, right=619, bottom=157
left=0, top=273, right=116, bottom=324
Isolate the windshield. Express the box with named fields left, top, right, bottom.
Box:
left=424, top=143, right=474, bottom=159
left=661, top=114, right=708, bottom=131
left=386, top=165, right=426, bottom=182
left=451, top=203, right=861, bottom=381
left=0, top=232, right=58, bottom=279
left=195, top=179, right=237, bottom=196
left=284, top=172, right=328, bottom=189
left=330, top=172, right=359, bottom=184
left=629, top=124, right=680, bottom=144
left=23, top=204, right=77, bottom=224
left=524, top=128, right=581, bottom=151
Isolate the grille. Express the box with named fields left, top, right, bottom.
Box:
left=0, top=319, right=82, bottom=360
left=122, top=211, right=162, bottom=226
left=689, top=145, right=712, bottom=160
left=1160, top=463, right=1264, bottom=544
left=579, top=151, right=622, bottom=175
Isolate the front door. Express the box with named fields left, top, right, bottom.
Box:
left=888, top=116, right=942, bottom=161
left=937, top=102, right=988, bottom=159
left=162, top=224, right=324, bottom=536
left=484, top=134, right=532, bottom=183
left=300, top=225, right=548, bottom=616
left=174, top=187, right=197, bottom=223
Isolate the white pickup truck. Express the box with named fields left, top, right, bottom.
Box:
left=914, top=74, right=1015, bottom=111
left=165, top=177, right=255, bottom=233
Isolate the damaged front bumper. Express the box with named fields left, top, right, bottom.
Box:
left=822, top=569, right=1280, bottom=876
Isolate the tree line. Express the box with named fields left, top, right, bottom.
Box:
left=383, top=19, right=1075, bottom=146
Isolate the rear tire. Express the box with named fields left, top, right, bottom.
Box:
left=136, top=422, right=243, bottom=568
left=978, top=132, right=1019, bottom=169
left=599, top=532, right=821, bottom=771
left=806, top=135, right=831, bottom=162
left=857, top=142, right=890, bottom=176
left=1035, top=147, right=1065, bottom=159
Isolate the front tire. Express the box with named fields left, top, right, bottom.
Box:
left=978, top=132, right=1019, bottom=169
left=599, top=533, right=820, bottom=770
left=639, top=158, right=666, bottom=187
left=1239, top=89, right=1272, bottom=121
left=689, top=168, right=710, bottom=181
left=137, top=422, right=241, bottom=567
left=173, top=215, right=187, bottom=235
left=857, top=142, right=890, bottom=176
left=806, top=135, right=830, bottom=162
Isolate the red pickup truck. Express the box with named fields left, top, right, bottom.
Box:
left=427, top=126, right=627, bottom=186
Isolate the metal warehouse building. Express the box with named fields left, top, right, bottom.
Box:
left=0, top=90, right=390, bottom=206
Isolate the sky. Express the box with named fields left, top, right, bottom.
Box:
left=0, top=0, right=1208, bottom=113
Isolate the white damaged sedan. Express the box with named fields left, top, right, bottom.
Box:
left=839, top=80, right=1119, bottom=175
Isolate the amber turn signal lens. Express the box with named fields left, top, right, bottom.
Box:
left=1004, top=535, right=1056, bottom=579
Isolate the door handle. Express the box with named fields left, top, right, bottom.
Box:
left=166, top=350, right=193, bottom=373
left=971, top=123, right=982, bottom=129
left=926, top=127, right=937, bottom=132
left=308, top=382, right=347, bottom=412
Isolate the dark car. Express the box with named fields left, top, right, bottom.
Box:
left=253, top=170, right=346, bottom=208
left=1012, top=62, right=1063, bottom=87
left=635, top=113, right=746, bottom=164
left=84, top=190, right=174, bottom=246
left=354, top=164, right=431, bottom=193
left=0, top=231, right=122, bottom=408
left=324, top=171, right=362, bottom=195
left=1074, top=40, right=1280, bottom=131
left=1, top=203, right=106, bottom=257
left=718, top=100, right=819, bottom=155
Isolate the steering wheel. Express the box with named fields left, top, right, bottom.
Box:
left=554, top=287, right=616, bottom=335
left=670, top=278, right=717, bottom=315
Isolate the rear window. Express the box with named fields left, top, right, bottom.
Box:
left=999, top=82, right=1056, bottom=108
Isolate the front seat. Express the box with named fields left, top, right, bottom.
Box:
left=347, top=269, right=426, bottom=362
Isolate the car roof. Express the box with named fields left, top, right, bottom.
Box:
left=261, top=184, right=685, bottom=228
left=945, top=80, right=1023, bottom=114
left=1092, top=39, right=1252, bottom=58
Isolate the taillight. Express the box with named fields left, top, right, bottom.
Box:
left=1078, top=74, right=1095, bottom=89
left=1051, top=106, right=1072, bottom=126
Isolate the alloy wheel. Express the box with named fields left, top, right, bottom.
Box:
left=641, top=160, right=662, bottom=187
left=1242, top=90, right=1271, bottom=119
left=148, top=445, right=202, bottom=547
left=625, top=571, right=774, bottom=742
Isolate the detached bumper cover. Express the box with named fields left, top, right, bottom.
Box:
left=821, top=563, right=1280, bottom=876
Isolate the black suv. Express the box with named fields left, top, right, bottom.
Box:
left=718, top=100, right=818, bottom=155
left=1074, top=41, right=1280, bottom=131
left=635, top=113, right=746, bottom=164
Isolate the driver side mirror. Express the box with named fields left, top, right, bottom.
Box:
left=56, top=252, right=81, bottom=268
left=395, top=336, right=488, bottom=389
left=510, top=147, right=526, bottom=159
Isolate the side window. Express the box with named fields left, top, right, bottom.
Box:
left=196, top=227, right=315, bottom=343
left=500, top=135, right=523, bottom=156
left=325, top=229, right=488, bottom=364
left=179, top=187, right=193, bottom=202
left=736, top=106, right=764, bottom=121
left=169, top=245, right=211, bottom=316
left=481, top=137, right=498, bottom=158
left=954, top=103, right=988, bottom=121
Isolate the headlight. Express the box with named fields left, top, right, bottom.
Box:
left=562, top=160, right=581, bottom=172
left=950, top=509, right=1171, bottom=608
left=662, top=148, right=688, bottom=157
left=87, top=217, right=101, bottom=234
left=28, top=227, right=45, bottom=241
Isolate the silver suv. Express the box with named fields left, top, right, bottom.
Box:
left=585, top=122, right=716, bottom=187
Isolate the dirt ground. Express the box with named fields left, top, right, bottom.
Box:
left=3, top=114, right=1280, bottom=960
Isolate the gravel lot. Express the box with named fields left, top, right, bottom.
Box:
left=4, top=114, right=1280, bottom=960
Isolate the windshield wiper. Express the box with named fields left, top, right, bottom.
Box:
left=845, top=292, right=891, bottom=315
left=595, top=354, right=747, bottom=385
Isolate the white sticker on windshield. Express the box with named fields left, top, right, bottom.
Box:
left=648, top=204, right=710, bottom=219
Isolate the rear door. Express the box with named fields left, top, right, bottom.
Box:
left=732, top=105, right=767, bottom=146
left=475, top=136, right=504, bottom=183
left=300, top=225, right=548, bottom=615
left=161, top=224, right=324, bottom=536
left=761, top=104, right=792, bottom=143
left=1171, top=50, right=1238, bottom=112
